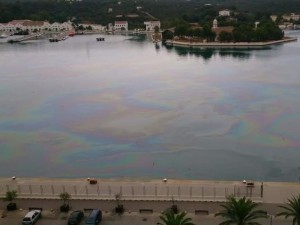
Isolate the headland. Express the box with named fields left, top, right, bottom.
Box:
left=166, top=36, right=297, bottom=48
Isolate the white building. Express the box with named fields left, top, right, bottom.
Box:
left=78, top=23, right=106, bottom=31
left=114, top=21, right=128, bottom=31
left=0, top=20, right=73, bottom=32
left=213, top=18, right=218, bottom=29
left=144, top=21, right=161, bottom=32
left=283, top=13, right=300, bottom=21
left=219, top=9, right=231, bottom=17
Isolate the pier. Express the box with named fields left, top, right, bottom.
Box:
left=165, top=37, right=297, bottom=48
left=7, top=33, right=44, bottom=43
left=49, top=32, right=69, bottom=42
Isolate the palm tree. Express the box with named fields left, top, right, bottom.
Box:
left=159, top=211, right=195, bottom=225
left=215, top=196, right=267, bottom=225
left=277, top=194, right=300, bottom=225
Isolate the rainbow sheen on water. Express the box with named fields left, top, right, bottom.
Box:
left=1, top=32, right=300, bottom=181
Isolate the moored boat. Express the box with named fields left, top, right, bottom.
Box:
left=0, top=33, right=9, bottom=39
left=69, top=31, right=75, bottom=37
left=96, top=37, right=105, bottom=41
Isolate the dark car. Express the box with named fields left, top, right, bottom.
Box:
left=85, top=209, right=102, bottom=225
left=68, top=210, right=84, bottom=225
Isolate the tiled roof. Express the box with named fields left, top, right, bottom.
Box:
left=212, top=26, right=234, bottom=35
left=23, top=21, right=45, bottom=26
left=115, top=21, right=128, bottom=24
left=9, top=20, right=31, bottom=25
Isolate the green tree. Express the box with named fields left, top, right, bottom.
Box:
left=202, top=25, right=216, bottom=41
left=233, top=24, right=256, bottom=42
left=4, top=190, right=17, bottom=203
left=219, top=31, right=233, bottom=42
left=59, top=192, right=71, bottom=206
left=159, top=211, right=195, bottom=225
left=277, top=195, right=300, bottom=225
left=162, top=30, right=174, bottom=40
left=215, top=196, right=267, bottom=225
left=255, top=20, right=283, bottom=41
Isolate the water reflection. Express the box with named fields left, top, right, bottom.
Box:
left=162, top=43, right=272, bottom=61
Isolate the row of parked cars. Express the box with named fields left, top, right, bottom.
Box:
left=22, top=209, right=102, bottom=225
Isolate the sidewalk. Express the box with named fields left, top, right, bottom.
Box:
left=1, top=177, right=299, bottom=204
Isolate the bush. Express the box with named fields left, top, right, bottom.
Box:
left=60, top=204, right=70, bottom=212
left=115, top=204, right=124, bottom=214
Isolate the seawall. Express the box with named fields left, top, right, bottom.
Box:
left=166, top=37, right=297, bottom=48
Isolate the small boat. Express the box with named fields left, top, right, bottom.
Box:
left=96, top=37, right=105, bottom=41
left=49, top=37, right=58, bottom=42
left=62, top=36, right=69, bottom=40
left=0, top=33, right=8, bottom=39
left=69, top=31, right=75, bottom=37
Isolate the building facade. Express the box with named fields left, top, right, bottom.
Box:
left=219, top=9, right=231, bottom=17
left=0, top=20, right=73, bottom=32
left=144, top=21, right=161, bottom=32
left=114, top=21, right=128, bottom=31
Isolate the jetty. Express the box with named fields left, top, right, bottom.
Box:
left=49, top=32, right=69, bottom=42
left=7, top=33, right=44, bottom=43
left=151, top=33, right=162, bottom=44
left=165, top=37, right=297, bottom=48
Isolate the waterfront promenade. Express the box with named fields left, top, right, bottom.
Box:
left=0, top=178, right=299, bottom=206
left=0, top=178, right=299, bottom=225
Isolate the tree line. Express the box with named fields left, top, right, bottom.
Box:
left=1, top=0, right=300, bottom=29
left=167, top=19, right=284, bottom=42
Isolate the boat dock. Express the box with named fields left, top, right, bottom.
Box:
left=49, top=32, right=69, bottom=42
left=7, top=33, right=44, bottom=43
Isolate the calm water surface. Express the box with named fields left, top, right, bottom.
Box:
left=0, top=32, right=300, bottom=181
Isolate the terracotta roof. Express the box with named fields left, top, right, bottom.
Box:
left=23, top=21, right=45, bottom=26
left=212, top=26, right=234, bottom=35
left=9, top=20, right=31, bottom=25
left=115, top=21, right=128, bottom=24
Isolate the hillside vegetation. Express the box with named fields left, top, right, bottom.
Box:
left=1, top=0, right=300, bottom=27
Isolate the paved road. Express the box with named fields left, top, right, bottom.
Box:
left=0, top=210, right=293, bottom=225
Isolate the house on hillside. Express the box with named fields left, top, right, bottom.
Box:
left=283, top=13, right=300, bottom=21
left=144, top=21, right=161, bottom=32
left=114, top=21, right=128, bottom=31
left=219, top=9, right=231, bottom=17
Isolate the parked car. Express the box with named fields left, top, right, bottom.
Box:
left=22, top=210, right=41, bottom=225
left=68, top=210, right=84, bottom=225
left=85, top=209, right=102, bottom=225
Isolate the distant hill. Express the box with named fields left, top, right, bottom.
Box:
left=1, top=0, right=300, bottom=26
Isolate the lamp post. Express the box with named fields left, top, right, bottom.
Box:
left=268, top=214, right=273, bottom=225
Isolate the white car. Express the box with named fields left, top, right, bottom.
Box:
left=22, top=210, right=41, bottom=225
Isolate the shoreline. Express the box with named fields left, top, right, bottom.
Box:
left=165, top=36, right=297, bottom=48
left=1, top=177, right=299, bottom=204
